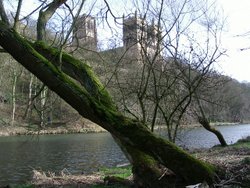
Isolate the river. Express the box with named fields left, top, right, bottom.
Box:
left=0, top=124, right=249, bottom=185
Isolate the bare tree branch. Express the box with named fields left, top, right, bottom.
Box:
left=37, top=0, right=67, bottom=41
left=13, top=0, right=23, bottom=30
left=0, top=0, right=10, bottom=26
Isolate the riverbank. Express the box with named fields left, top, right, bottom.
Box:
left=30, top=165, right=133, bottom=188
left=155, top=121, right=244, bottom=131
left=0, top=118, right=106, bottom=136
left=1, top=120, right=245, bottom=137
left=21, top=136, right=249, bottom=188
left=195, top=136, right=250, bottom=187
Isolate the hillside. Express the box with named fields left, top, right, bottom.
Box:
left=0, top=100, right=105, bottom=136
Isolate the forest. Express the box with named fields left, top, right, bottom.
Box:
left=1, top=41, right=250, bottom=133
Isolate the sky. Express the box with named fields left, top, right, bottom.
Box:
left=217, top=0, right=250, bottom=82
left=8, top=0, right=250, bottom=82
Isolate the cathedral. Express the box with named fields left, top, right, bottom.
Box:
left=72, top=12, right=161, bottom=59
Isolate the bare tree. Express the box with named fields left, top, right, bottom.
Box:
left=10, top=60, right=23, bottom=125
left=106, top=0, right=226, bottom=144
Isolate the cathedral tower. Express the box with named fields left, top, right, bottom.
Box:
left=122, top=12, right=161, bottom=59
left=122, top=11, right=147, bottom=58
left=72, top=14, right=97, bottom=51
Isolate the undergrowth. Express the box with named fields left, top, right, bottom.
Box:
left=99, top=165, right=132, bottom=179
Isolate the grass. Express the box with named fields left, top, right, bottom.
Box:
left=99, top=165, right=132, bottom=179
left=89, top=165, right=132, bottom=188
left=236, top=136, right=250, bottom=143
left=231, top=136, right=250, bottom=148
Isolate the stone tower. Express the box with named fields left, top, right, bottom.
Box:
left=122, top=11, right=147, bottom=58
left=122, top=12, right=160, bottom=59
left=72, top=14, right=97, bottom=51
left=146, top=19, right=159, bottom=57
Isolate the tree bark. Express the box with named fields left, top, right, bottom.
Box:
left=0, top=21, right=217, bottom=186
left=0, top=0, right=10, bottom=26
left=23, top=73, right=34, bottom=120
left=37, top=0, right=66, bottom=41
left=198, top=116, right=228, bottom=147
left=195, top=92, right=227, bottom=147
left=39, top=86, right=48, bottom=127
left=11, top=69, right=17, bottom=126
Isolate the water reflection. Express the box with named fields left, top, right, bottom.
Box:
left=0, top=133, right=128, bottom=185
left=0, top=124, right=249, bottom=185
left=169, top=124, right=250, bottom=148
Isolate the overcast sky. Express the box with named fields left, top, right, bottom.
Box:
left=217, top=0, right=250, bottom=82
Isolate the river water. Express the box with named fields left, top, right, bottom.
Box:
left=0, top=124, right=250, bottom=185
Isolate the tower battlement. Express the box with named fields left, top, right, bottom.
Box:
left=123, top=11, right=161, bottom=58
left=72, top=13, right=161, bottom=59
left=72, top=14, right=97, bottom=51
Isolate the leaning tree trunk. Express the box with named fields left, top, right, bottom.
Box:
left=195, top=93, right=227, bottom=147
left=0, top=21, right=217, bottom=187
left=198, top=116, right=227, bottom=147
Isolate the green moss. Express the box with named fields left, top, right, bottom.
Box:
left=34, top=42, right=113, bottom=110
left=32, top=42, right=116, bottom=110
left=13, top=34, right=62, bottom=77
left=115, top=120, right=216, bottom=184
left=11, top=32, right=97, bottom=114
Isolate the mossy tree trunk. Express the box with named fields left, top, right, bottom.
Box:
left=0, top=21, right=217, bottom=187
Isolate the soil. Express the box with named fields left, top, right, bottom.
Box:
left=194, top=144, right=250, bottom=187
